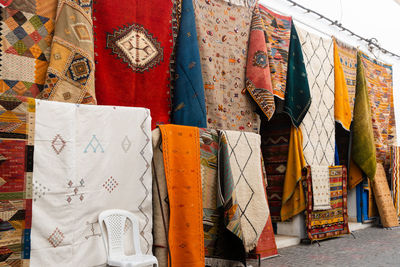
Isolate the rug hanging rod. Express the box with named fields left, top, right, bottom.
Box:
left=285, top=0, right=400, bottom=60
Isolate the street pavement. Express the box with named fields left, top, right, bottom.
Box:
left=260, top=226, right=400, bottom=266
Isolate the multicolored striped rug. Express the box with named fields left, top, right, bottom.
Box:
left=304, top=165, right=350, bottom=241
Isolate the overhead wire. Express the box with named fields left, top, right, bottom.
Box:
left=279, top=0, right=400, bottom=59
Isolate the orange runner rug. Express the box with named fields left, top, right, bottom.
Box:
left=159, top=125, right=204, bottom=267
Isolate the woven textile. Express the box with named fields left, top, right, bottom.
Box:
left=391, top=146, right=400, bottom=217
left=310, top=166, right=331, bottom=210
left=333, top=39, right=351, bottom=131
left=93, top=0, right=173, bottom=128
left=0, top=96, right=35, bottom=265
left=245, top=6, right=274, bottom=120
left=304, top=165, right=350, bottom=241
left=261, top=114, right=291, bottom=222
left=372, top=163, right=399, bottom=228
left=335, top=39, right=357, bottom=118
left=172, top=0, right=206, bottom=127
left=194, top=0, right=260, bottom=133
left=297, top=26, right=335, bottom=166
left=220, top=130, right=268, bottom=252
left=351, top=53, right=376, bottom=180
left=251, top=217, right=277, bottom=259
left=152, top=129, right=170, bottom=267
left=159, top=125, right=204, bottom=267
left=360, top=52, right=397, bottom=169
left=0, top=0, right=56, bottom=97
left=251, top=170, right=277, bottom=259
left=284, top=23, right=311, bottom=127
left=199, top=128, right=220, bottom=256
left=30, top=101, right=153, bottom=266
left=37, top=0, right=96, bottom=104
left=281, top=126, right=306, bottom=221
left=259, top=5, right=291, bottom=100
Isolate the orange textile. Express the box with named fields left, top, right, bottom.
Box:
left=348, top=159, right=364, bottom=190
left=159, top=125, right=205, bottom=267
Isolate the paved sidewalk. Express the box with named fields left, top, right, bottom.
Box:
left=261, top=226, right=400, bottom=266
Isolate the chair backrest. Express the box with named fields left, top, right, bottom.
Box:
left=98, top=209, right=143, bottom=258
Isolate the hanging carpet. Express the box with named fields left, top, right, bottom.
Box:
left=172, top=0, right=206, bottom=127
left=360, top=52, right=397, bottom=170
left=261, top=114, right=291, bottom=222
left=258, top=4, right=292, bottom=101
left=304, top=165, right=350, bottom=241
left=281, top=126, right=306, bottom=221
left=30, top=101, right=153, bottom=266
left=194, top=0, right=260, bottom=132
left=37, top=0, right=96, bottom=104
left=245, top=5, right=275, bottom=121
left=283, top=22, right=311, bottom=127
left=351, top=52, right=376, bottom=182
left=0, top=0, right=57, bottom=97
left=159, top=124, right=205, bottom=267
left=0, top=95, right=35, bottom=266
left=297, top=26, right=335, bottom=166
left=219, top=130, right=268, bottom=252
left=93, top=0, right=174, bottom=128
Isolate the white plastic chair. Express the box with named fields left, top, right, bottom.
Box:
left=98, top=209, right=158, bottom=267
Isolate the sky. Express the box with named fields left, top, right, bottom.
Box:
left=260, top=0, right=400, bottom=144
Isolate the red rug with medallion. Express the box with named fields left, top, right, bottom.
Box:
left=93, top=0, right=177, bottom=128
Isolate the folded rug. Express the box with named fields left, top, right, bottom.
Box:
left=297, top=26, right=335, bottom=166
left=194, top=0, right=260, bottom=132
left=159, top=124, right=205, bottom=267
left=245, top=5, right=275, bottom=120
left=351, top=52, right=376, bottom=180
left=0, top=0, right=56, bottom=97
left=38, top=0, right=96, bottom=104
left=304, top=165, right=350, bottom=241
left=31, top=101, right=153, bottom=266
left=0, top=95, right=35, bottom=265
left=219, top=130, right=268, bottom=252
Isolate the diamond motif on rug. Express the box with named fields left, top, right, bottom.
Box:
left=51, top=134, right=66, bottom=155
left=106, top=23, right=163, bottom=72
left=66, top=54, right=92, bottom=85
left=48, top=227, right=64, bottom=247
left=71, top=23, right=91, bottom=43
left=298, top=29, right=335, bottom=166
left=276, top=164, right=286, bottom=173
left=103, top=176, right=119, bottom=193
left=3, top=9, right=53, bottom=60
left=121, top=136, right=132, bottom=153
